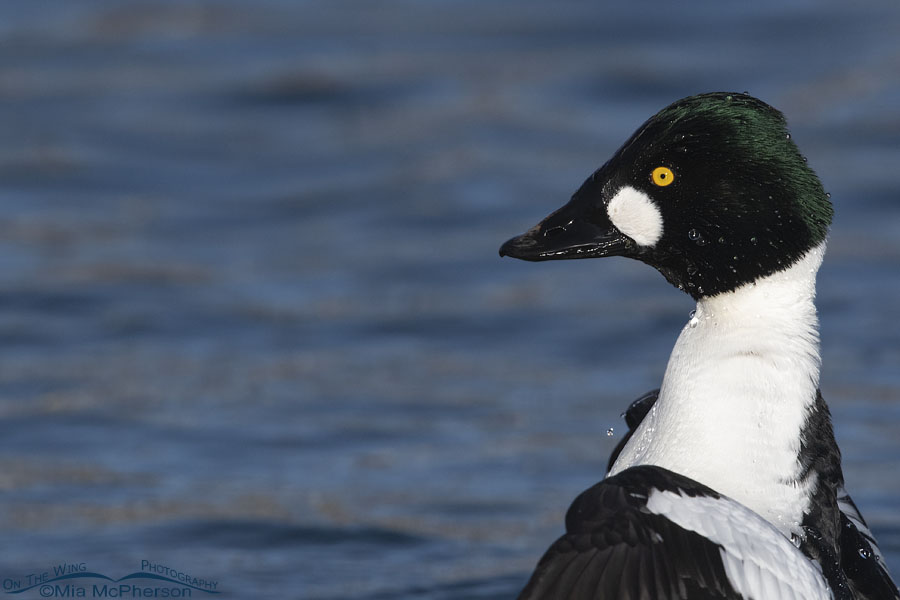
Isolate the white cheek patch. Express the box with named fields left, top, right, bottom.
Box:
left=606, top=186, right=664, bottom=247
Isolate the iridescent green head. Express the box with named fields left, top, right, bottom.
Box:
left=501, top=93, right=833, bottom=298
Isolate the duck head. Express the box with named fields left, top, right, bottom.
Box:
left=499, top=93, right=833, bottom=299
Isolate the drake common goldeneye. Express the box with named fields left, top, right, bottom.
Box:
left=500, top=92, right=899, bottom=600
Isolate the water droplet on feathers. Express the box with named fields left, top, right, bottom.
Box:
left=688, top=229, right=707, bottom=245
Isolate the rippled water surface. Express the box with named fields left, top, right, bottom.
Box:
left=1, top=1, right=899, bottom=598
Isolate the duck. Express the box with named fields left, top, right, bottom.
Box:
left=499, top=92, right=899, bottom=600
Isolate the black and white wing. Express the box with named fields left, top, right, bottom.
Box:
left=518, top=465, right=832, bottom=600
left=794, top=389, right=899, bottom=599
left=603, top=388, right=900, bottom=599
left=836, top=488, right=900, bottom=599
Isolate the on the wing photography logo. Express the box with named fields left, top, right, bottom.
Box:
left=3, top=561, right=220, bottom=598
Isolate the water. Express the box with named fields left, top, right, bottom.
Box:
left=1, top=1, right=899, bottom=598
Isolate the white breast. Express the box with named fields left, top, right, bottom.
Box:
left=610, top=243, right=826, bottom=537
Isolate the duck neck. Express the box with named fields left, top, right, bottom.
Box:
left=610, top=242, right=827, bottom=536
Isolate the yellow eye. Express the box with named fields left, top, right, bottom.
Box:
left=651, top=166, right=675, bottom=187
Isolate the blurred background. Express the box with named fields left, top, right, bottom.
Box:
left=1, top=1, right=899, bottom=598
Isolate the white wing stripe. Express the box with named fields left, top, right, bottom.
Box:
left=646, top=489, right=833, bottom=600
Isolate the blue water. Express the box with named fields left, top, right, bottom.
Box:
left=1, top=1, right=899, bottom=598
